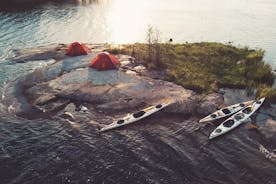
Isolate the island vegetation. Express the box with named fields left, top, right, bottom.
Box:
left=106, top=29, right=276, bottom=103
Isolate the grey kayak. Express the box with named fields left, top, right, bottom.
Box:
left=209, top=98, right=265, bottom=139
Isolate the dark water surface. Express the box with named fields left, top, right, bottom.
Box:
left=0, top=1, right=276, bottom=184
left=0, top=112, right=275, bottom=184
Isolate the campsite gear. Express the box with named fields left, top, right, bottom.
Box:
left=199, top=100, right=254, bottom=123
left=248, top=123, right=258, bottom=130
left=100, top=99, right=172, bottom=132
left=209, top=98, right=265, bottom=139
left=89, top=52, right=119, bottom=70
left=66, top=42, right=90, bottom=56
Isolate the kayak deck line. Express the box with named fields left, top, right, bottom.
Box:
left=199, top=100, right=254, bottom=123
left=100, top=98, right=173, bottom=132
left=209, top=97, right=265, bottom=140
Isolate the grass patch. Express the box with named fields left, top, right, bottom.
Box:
left=258, top=86, right=276, bottom=103
left=106, top=42, right=276, bottom=102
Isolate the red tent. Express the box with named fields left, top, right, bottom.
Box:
left=66, top=42, right=90, bottom=56
left=89, top=52, right=120, bottom=70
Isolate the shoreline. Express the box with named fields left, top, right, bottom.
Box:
left=9, top=42, right=276, bottom=103
left=0, top=43, right=274, bottom=124
left=106, top=42, right=276, bottom=102
left=1, top=42, right=276, bottom=139
left=0, top=42, right=275, bottom=184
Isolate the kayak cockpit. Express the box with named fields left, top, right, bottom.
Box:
left=117, top=119, right=125, bottom=124
left=242, top=107, right=252, bottom=114
left=133, top=111, right=146, bottom=118
left=233, top=113, right=245, bottom=120
left=155, top=104, right=162, bottom=109
left=223, top=119, right=235, bottom=128
left=211, top=114, right=217, bottom=118
left=222, top=108, right=231, bottom=114
left=239, top=103, right=245, bottom=107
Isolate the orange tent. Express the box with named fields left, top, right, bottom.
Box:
left=66, top=42, right=90, bottom=56
left=89, top=52, right=120, bottom=70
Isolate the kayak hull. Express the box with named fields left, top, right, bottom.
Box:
left=209, top=98, right=265, bottom=139
left=100, top=99, right=172, bottom=132
left=199, top=100, right=254, bottom=123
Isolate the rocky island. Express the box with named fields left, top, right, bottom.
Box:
left=2, top=44, right=223, bottom=123
left=1, top=43, right=275, bottom=135
left=0, top=42, right=275, bottom=183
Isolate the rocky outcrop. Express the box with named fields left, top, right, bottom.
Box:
left=7, top=44, right=275, bottom=151
left=164, top=95, right=199, bottom=115
left=197, top=93, right=224, bottom=115
left=12, top=44, right=105, bottom=63
left=259, top=119, right=276, bottom=143
left=1, top=44, right=225, bottom=124
left=23, top=67, right=195, bottom=117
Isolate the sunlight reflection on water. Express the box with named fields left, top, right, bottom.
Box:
left=0, top=0, right=275, bottom=68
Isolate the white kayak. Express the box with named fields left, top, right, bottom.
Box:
left=100, top=99, right=172, bottom=132
left=199, top=99, right=254, bottom=123
left=209, top=97, right=265, bottom=139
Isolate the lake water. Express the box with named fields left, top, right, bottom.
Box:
left=0, top=0, right=276, bottom=69
left=0, top=1, right=276, bottom=184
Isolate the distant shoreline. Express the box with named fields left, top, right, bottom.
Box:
left=0, top=0, right=66, bottom=6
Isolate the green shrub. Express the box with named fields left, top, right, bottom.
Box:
left=106, top=42, right=275, bottom=96
left=258, top=86, right=276, bottom=103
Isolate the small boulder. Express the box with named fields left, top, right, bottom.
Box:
left=165, top=96, right=199, bottom=115
left=197, top=93, right=224, bottom=116
left=60, top=112, right=75, bottom=121
left=64, top=103, right=76, bottom=112
left=133, top=65, right=146, bottom=72
left=76, top=105, right=88, bottom=113
left=125, top=70, right=137, bottom=75
left=258, top=119, right=276, bottom=142
left=120, top=60, right=132, bottom=67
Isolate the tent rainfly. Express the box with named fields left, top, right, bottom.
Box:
left=66, top=42, right=90, bottom=56
left=89, top=52, right=120, bottom=70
